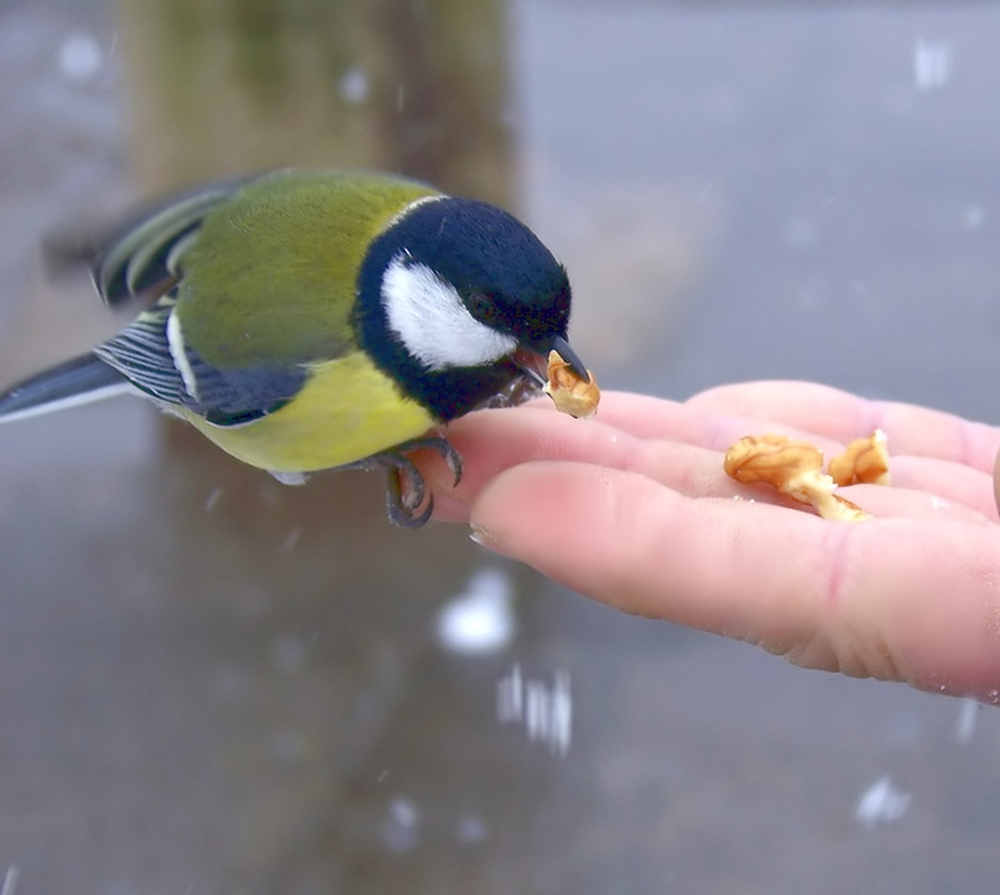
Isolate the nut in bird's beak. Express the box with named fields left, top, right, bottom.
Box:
left=514, top=335, right=589, bottom=385
left=513, top=335, right=600, bottom=418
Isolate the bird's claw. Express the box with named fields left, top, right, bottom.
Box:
left=364, top=436, right=463, bottom=529
left=273, top=436, right=462, bottom=528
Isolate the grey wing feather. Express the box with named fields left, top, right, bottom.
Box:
left=2, top=172, right=305, bottom=427
left=0, top=354, right=133, bottom=423
left=95, top=298, right=308, bottom=426
left=93, top=300, right=186, bottom=406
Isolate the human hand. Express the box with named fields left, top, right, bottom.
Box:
left=418, top=381, right=1000, bottom=701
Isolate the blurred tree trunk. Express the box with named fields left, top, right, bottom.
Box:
left=116, top=0, right=513, bottom=206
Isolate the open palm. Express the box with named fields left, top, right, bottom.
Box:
left=420, top=381, right=1000, bottom=701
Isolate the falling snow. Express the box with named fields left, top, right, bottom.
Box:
left=435, top=568, right=516, bottom=655
left=381, top=797, right=420, bottom=852
left=855, top=775, right=912, bottom=829
left=339, top=65, right=369, bottom=105
left=497, top=664, right=572, bottom=756
left=57, top=32, right=102, bottom=82
left=954, top=697, right=980, bottom=744
left=1, top=867, right=18, bottom=895
left=913, top=37, right=952, bottom=90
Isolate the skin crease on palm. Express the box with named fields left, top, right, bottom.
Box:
left=414, top=380, right=1000, bottom=703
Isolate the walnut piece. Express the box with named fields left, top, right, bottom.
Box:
left=724, top=433, right=873, bottom=522
left=543, top=350, right=601, bottom=419
left=828, top=430, right=890, bottom=487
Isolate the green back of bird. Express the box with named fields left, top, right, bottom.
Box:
left=177, top=171, right=439, bottom=368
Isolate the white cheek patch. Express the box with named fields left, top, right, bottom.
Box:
left=381, top=254, right=517, bottom=370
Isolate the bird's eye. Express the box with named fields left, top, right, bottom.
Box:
left=467, top=293, right=497, bottom=324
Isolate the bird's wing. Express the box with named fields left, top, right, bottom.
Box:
left=94, top=295, right=308, bottom=427
left=88, top=174, right=312, bottom=426
left=90, top=176, right=258, bottom=309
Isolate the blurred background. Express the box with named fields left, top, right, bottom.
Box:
left=2, top=0, right=1000, bottom=892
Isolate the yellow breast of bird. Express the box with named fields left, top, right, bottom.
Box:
left=179, top=352, right=437, bottom=473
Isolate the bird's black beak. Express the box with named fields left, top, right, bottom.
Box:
left=514, top=334, right=589, bottom=385
left=549, top=335, right=589, bottom=380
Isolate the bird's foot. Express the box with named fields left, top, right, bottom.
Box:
left=351, top=436, right=462, bottom=528
left=268, top=436, right=461, bottom=528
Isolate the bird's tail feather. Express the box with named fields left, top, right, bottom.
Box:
left=0, top=354, right=133, bottom=423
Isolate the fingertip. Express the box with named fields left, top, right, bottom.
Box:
left=467, top=461, right=659, bottom=611
left=467, top=461, right=593, bottom=562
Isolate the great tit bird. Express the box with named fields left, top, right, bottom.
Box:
left=0, top=169, right=588, bottom=526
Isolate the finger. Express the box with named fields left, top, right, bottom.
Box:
left=421, top=403, right=999, bottom=522
left=554, top=391, right=850, bottom=455
left=887, top=456, right=999, bottom=522
left=688, top=381, right=1000, bottom=473
left=836, top=483, right=993, bottom=525
left=424, top=405, right=846, bottom=523
left=469, top=461, right=1000, bottom=700
left=428, top=397, right=856, bottom=503
left=420, top=410, right=738, bottom=522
